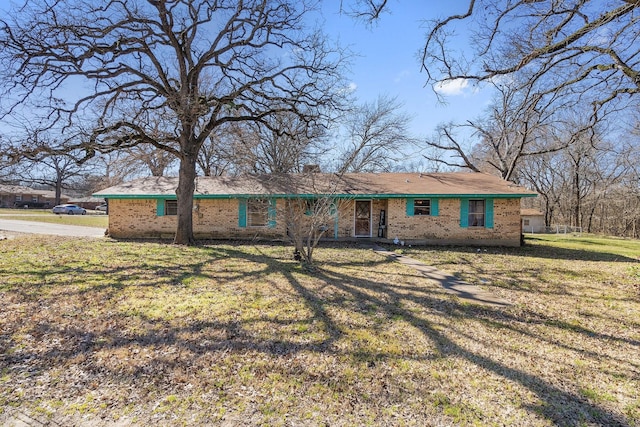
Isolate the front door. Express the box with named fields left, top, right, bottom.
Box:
left=354, top=200, right=371, bottom=237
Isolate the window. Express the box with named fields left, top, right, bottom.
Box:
left=413, top=199, right=431, bottom=216
left=523, top=219, right=530, bottom=226
left=406, top=198, right=439, bottom=217
left=305, top=199, right=317, bottom=215
left=165, top=200, right=178, bottom=216
left=468, top=200, right=485, bottom=227
left=247, top=199, right=269, bottom=227
left=32, top=195, right=39, bottom=202
left=15, top=195, right=22, bottom=202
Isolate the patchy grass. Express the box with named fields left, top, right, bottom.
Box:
left=527, top=234, right=640, bottom=259
left=0, top=235, right=639, bottom=426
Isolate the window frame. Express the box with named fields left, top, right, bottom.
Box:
left=247, top=198, right=269, bottom=227
left=468, top=199, right=485, bottom=227
left=413, top=199, right=431, bottom=216
left=165, top=200, right=178, bottom=216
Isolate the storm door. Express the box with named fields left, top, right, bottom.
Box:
left=354, top=200, right=372, bottom=237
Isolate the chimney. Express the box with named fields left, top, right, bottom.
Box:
left=302, top=164, right=321, bottom=173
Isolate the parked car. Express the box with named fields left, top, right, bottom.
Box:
left=52, top=204, right=86, bottom=215
left=95, top=203, right=107, bottom=212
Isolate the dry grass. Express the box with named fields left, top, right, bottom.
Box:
left=0, top=235, right=638, bottom=426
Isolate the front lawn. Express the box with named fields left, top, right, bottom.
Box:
left=0, top=235, right=638, bottom=425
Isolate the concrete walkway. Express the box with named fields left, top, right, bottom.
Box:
left=373, top=245, right=511, bottom=308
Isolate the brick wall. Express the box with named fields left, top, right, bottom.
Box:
left=108, top=197, right=523, bottom=246
left=385, top=198, right=522, bottom=246
left=107, top=198, right=286, bottom=239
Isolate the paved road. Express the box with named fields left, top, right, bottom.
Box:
left=0, top=219, right=106, bottom=238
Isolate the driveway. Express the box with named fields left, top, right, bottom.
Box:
left=0, top=219, right=106, bottom=238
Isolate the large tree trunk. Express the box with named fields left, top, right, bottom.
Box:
left=174, top=154, right=197, bottom=245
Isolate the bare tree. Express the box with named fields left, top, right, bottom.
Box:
left=125, top=145, right=177, bottom=177
left=519, top=118, right=636, bottom=235
left=1, top=0, right=347, bottom=244
left=233, top=111, right=329, bottom=174
left=340, top=0, right=389, bottom=23
left=18, top=149, right=89, bottom=205
left=266, top=172, right=349, bottom=267
left=285, top=194, right=341, bottom=267
left=337, top=95, right=416, bottom=173
left=519, top=151, right=565, bottom=228
left=421, top=1, right=640, bottom=111
left=84, top=151, right=144, bottom=195
left=196, top=123, right=237, bottom=177
left=425, top=79, right=581, bottom=180
left=0, top=135, right=20, bottom=184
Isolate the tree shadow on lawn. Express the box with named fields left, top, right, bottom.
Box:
left=408, top=240, right=639, bottom=264
left=399, top=244, right=640, bottom=307
left=1, top=242, right=634, bottom=426
left=309, top=262, right=633, bottom=426
left=521, top=237, right=639, bottom=262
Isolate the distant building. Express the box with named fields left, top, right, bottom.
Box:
left=0, top=184, right=70, bottom=208
left=521, top=209, right=545, bottom=233
left=68, top=196, right=106, bottom=210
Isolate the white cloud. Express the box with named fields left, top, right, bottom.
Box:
left=434, top=78, right=470, bottom=96
left=394, top=69, right=411, bottom=83
left=346, top=82, right=358, bottom=93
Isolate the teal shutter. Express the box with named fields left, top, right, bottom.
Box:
left=156, top=199, right=165, bottom=216
left=431, top=199, right=439, bottom=216
left=267, top=199, right=277, bottom=228
left=331, top=202, right=339, bottom=240
left=485, top=199, right=494, bottom=229
left=238, top=199, right=247, bottom=227
left=406, top=198, right=414, bottom=216
left=460, top=199, right=469, bottom=228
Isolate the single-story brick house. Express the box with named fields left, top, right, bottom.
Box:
left=0, top=184, right=70, bottom=208
left=94, top=172, right=537, bottom=246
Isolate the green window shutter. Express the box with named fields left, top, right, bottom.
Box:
left=238, top=199, right=247, bottom=228
left=431, top=198, right=439, bottom=216
left=406, top=198, right=414, bottom=217
left=156, top=199, right=165, bottom=216
left=485, top=198, right=494, bottom=229
left=331, top=202, right=339, bottom=240
left=460, top=199, right=469, bottom=228
left=267, top=199, right=277, bottom=228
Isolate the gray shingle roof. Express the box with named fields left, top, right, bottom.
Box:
left=94, top=172, right=536, bottom=199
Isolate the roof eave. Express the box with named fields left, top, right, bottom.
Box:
left=95, top=192, right=538, bottom=199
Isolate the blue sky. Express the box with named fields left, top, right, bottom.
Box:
left=320, top=1, right=492, bottom=139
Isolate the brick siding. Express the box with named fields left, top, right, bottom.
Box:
left=107, top=197, right=522, bottom=246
